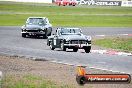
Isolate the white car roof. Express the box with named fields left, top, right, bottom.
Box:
left=28, top=17, right=47, bottom=19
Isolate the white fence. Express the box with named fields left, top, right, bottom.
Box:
left=1, top=0, right=53, bottom=3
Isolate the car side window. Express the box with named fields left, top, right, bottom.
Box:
left=45, top=18, right=50, bottom=24
left=26, top=19, right=31, bottom=24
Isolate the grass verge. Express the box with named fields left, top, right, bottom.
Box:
left=0, top=1, right=132, bottom=27
left=2, top=74, right=72, bottom=88
left=93, top=37, right=132, bottom=52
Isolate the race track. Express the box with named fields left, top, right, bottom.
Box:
left=0, top=26, right=132, bottom=73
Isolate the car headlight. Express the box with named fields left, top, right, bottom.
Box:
left=65, top=37, right=70, bottom=41
left=65, top=39, right=70, bottom=44
left=86, top=36, right=91, bottom=41
left=65, top=41, right=70, bottom=44
left=23, top=29, right=27, bottom=31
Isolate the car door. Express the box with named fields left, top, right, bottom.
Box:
left=53, top=36, right=62, bottom=48
left=52, top=30, right=61, bottom=48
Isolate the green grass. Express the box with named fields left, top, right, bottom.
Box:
left=0, top=1, right=132, bottom=27
left=2, top=74, right=72, bottom=88
left=93, top=37, right=132, bottom=52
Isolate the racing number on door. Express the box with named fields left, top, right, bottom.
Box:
left=54, top=39, right=56, bottom=45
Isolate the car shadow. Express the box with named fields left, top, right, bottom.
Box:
left=56, top=49, right=74, bottom=52
left=66, top=51, right=74, bottom=52
left=24, top=36, right=47, bottom=39
left=55, top=49, right=88, bottom=53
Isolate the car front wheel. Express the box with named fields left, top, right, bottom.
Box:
left=50, top=42, right=55, bottom=50
left=84, top=46, right=91, bottom=53
left=61, top=42, right=66, bottom=51
left=22, top=33, right=26, bottom=38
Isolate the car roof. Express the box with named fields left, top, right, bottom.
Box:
left=28, top=17, right=46, bottom=19
left=59, top=27, right=80, bottom=30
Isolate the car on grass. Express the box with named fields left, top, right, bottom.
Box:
left=47, top=27, right=91, bottom=53
left=21, top=17, right=52, bottom=38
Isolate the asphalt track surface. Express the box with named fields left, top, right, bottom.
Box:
left=0, top=26, right=132, bottom=73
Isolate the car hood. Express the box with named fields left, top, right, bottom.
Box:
left=60, top=34, right=88, bottom=41
left=25, top=25, right=42, bottom=30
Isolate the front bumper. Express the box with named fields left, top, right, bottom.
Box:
left=64, top=43, right=91, bottom=49
left=21, top=31, right=45, bottom=35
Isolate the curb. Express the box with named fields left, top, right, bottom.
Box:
left=94, top=34, right=132, bottom=37
left=91, top=50, right=132, bottom=56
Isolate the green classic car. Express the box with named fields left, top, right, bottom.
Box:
left=47, top=27, right=91, bottom=53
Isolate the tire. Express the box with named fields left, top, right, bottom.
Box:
left=43, top=29, right=47, bottom=39
left=76, top=75, right=86, bottom=85
left=61, top=42, right=66, bottom=51
left=84, top=46, right=91, bottom=53
left=22, top=33, right=26, bottom=38
left=50, top=42, right=55, bottom=50
left=73, top=48, right=78, bottom=52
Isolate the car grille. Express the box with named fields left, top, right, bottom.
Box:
left=87, top=41, right=91, bottom=44
left=26, top=30, right=40, bottom=32
left=71, top=40, right=87, bottom=44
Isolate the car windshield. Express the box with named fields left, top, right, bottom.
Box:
left=27, top=18, right=46, bottom=25
left=60, top=28, right=81, bottom=35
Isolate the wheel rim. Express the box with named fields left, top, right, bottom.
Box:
left=61, top=43, right=64, bottom=50
left=50, top=44, right=52, bottom=49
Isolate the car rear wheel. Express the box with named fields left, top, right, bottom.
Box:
left=43, top=29, right=48, bottom=39
left=22, top=33, right=26, bottom=38
left=73, top=48, right=78, bottom=52
left=84, top=46, right=91, bottom=53
left=61, top=42, right=66, bottom=51
left=50, top=42, right=55, bottom=50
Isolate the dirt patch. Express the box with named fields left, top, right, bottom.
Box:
left=0, top=55, right=132, bottom=88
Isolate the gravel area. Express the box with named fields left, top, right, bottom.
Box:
left=0, top=55, right=132, bottom=88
